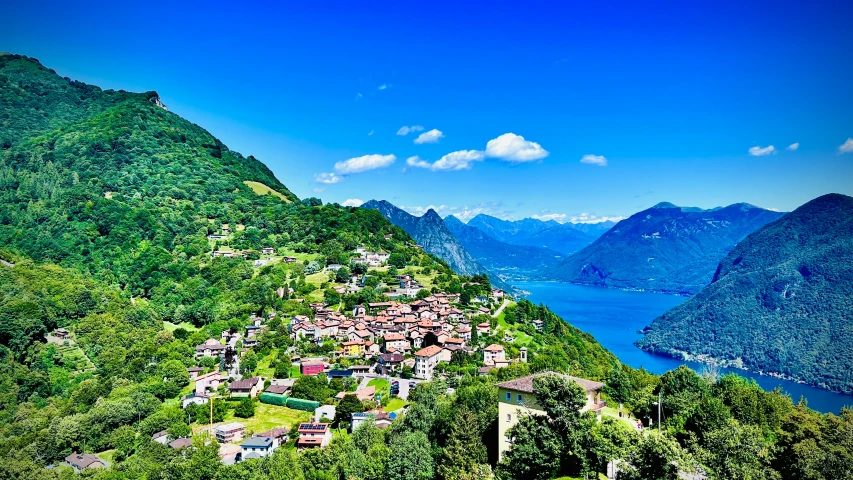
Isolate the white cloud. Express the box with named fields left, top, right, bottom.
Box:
left=367, top=130, right=374, bottom=136
left=748, top=145, right=776, bottom=156
left=355, top=93, right=363, bottom=101
left=314, top=172, right=342, bottom=184
left=485, top=133, right=549, bottom=162
left=839, top=138, right=853, bottom=153
left=397, top=125, right=425, bottom=136
left=531, top=213, right=568, bottom=222
left=414, top=129, right=445, bottom=144
left=580, top=154, right=607, bottom=166
left=531, top=212, right=625, bottom=224
left=342, top=198, right=364, bottom=207
left=378, top=84, right=389, bottom=90
left=406, top=150, right=486, bottom=171
left=786, top=142, right=799, bottom=151
left=334, top=154, right=396, bottom=174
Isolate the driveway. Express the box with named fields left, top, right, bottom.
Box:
left=492, top=298, right=510, bottom=318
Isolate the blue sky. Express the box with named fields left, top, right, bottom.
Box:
left=4, top=0, right=853, bottom=221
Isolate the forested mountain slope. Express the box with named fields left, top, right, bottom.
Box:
left=550, top=202, right=785, bottom=294
left=360, top=200, right=489, bottom=278
left=637, top=193, right=853, bottom=394
left=444, top=215, right=564, bottom=281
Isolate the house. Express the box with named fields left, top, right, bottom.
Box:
left=181, top=392, right=209, bottom=408
left=335, top=385, right=375, bottom=402
left=483, top=344, right=506, bottom=365
left=327, top=369, right=353, bottom=379
left=341, top=340, right=365, bottom=356
left=476, top=322, right=491, bottom=336
left=414, top=345, right=444, bottom=380
left=532, top=320, right=544, bottom=331
left=301, top=361, right=325, bottom=376
left=265, top=384, right=291, bottom=396
left=443, top=337, right=465, bottom=348
left=214, top=423, right=246, bottom=443
left=65, top=453, right=106, bottom=471
left=240, top=435, right=275, bottom=459
left=229, top=377, right=264, bottom=398
left=152, top=430, right=169, bottom=445
left=378, top=353, right=403, bottom=368
left=195, top=371, right=221, bottom=395
left=195, top=339, right=228, bottom=357
left=187, top=367, right=204, bottom=379
left=261, top=247, right=275, bottom=255
left=314, top=405, right=336, bottom=423
left=54, top=328, right=70, bottom=339
left=350, top=365, right=372, bottom=375
left=375, top=412, right=394, bottom=429
left=351, top=412, right=375, bottom=431
left=297, top=423, right=332, bottom=449
left=496, top=373, right=605, bottom=461
left=382, top=333, right=410, bottom=353
left=257, top=427, right=290, bottom=448
left=169, top=438, right=193, bottom=449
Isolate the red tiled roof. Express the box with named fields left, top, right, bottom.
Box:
left=414, top=345, right=443, bottom=357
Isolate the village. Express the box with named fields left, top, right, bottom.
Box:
left=59, top=241, right=613, bottom=471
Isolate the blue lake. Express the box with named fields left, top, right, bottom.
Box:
left=515, top=281, right=853, bottom=414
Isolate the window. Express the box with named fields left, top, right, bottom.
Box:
left=506, top=413, right=511, bottom=423
left=505, top=392, right=511, bottom=401
left=517, top=394, right=523, bottom=403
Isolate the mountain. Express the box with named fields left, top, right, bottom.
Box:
left=360, top=200, right=489, bottom=278
left=549, top=202, right=786, bottom=294
left=466, top=214, right=600, bottom=255
left=636, top=194, right=853, bottom=394
left=444, top=215, right=565, bottom=280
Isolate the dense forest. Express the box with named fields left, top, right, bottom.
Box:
left=1, top=54, right=851, bottom=480
left=637, top=193, right=853, bottom=395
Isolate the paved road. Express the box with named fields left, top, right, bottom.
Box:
left=492, top=298, right=510, bottom=318
left=0, top=257, right=14, bottom=268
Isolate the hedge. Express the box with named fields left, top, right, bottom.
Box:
left=259, top=392, right=287, bottom=406
left=286, top=397, right=320, bottom=412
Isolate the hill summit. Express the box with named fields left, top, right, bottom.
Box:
left=637, top=193, right=853, bottom=394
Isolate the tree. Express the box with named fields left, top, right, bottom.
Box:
left=439, top=408, right=487, bottom=480
left=498, top=415, right=562, bottom=480
left=335, top=394, right=364, bottom=428
left=698, top=418, right=778, bottom=480
left=387, top=253, right=406, bottom=268
left=111, top=425, right=137, bottom=460
left=387, top=431, right=434, bottom=480
left=292, top=374, right=332, bottom=402
left=335, top=266, right=351, bottom=283
left=240, top=350, right=258, bottom=375
left=617, top=434, right=697, bottom=480
left=234, top=397, right=255, bottom=418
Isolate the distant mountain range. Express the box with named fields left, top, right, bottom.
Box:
left=466, top=214, right=611, bottom=255
left=444, top=215, right=565, bottom=281
left=361, top=200, right=486, bottom=276
left=636, top=193, right=853, bottom=394
left=548, top=202, right=786, bottom=294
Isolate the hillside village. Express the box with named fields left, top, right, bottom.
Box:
left=53, top=238, right=613, bottom=470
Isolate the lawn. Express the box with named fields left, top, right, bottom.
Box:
left=367, top=378, right=391, bottom=397
left=385, top=397, right=407, bottom=412
left=216, top=403, right=311, bottom=438
left=243, top=180, right=292, bottom=203
left=163, top=321, right=200, bottom=332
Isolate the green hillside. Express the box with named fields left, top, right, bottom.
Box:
left=637, top=194, right=853, bottom=394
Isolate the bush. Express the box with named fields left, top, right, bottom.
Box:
left=286, top=397, right=321, bottom=412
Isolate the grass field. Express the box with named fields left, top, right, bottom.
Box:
left=243, top=181, right=292, bottom=203
left=367, top=378, right=391, bottom=397
left=163, top=321, right=200, bottom=332
left=193, top=403, right=311, bottom=440
left=385, top=397, right=407, bottom=412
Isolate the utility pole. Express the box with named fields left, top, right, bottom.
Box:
left=657, top=391, right=661, bottom=435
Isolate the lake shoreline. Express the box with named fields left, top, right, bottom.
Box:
left=515, top=280, right=853, bottom=414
